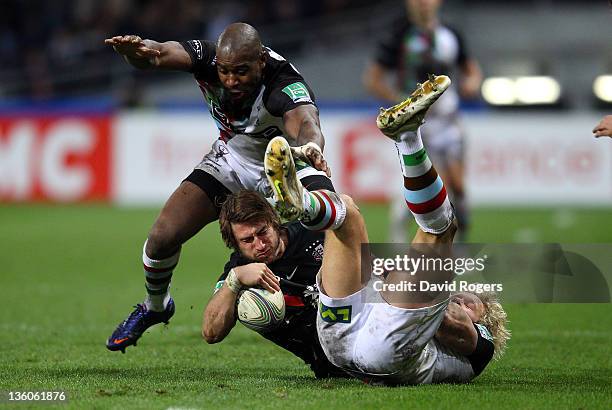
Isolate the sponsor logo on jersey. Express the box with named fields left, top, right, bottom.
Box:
left=282, top=82, right=312, bottom=104
left=188, top=40, right=203, bottom=59
left=305, top=240, right=323, bottom=262
left=210, top=103, right=231, bottom=130
left=313, top=244, right=324, bottom=262
left=475, top=323, right=494, bottom=342
left=319, top=302, right=352, bottom=323
left=286, top=266, right=299, bottom=280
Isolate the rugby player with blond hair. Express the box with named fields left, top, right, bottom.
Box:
left=263, top=74, right=509, bottom=385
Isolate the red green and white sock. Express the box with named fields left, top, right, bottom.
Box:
left=395, top=129, right=454, bottom=234
left=300, top=189, right=347, bottom=231
left=143, top=242, right=179, bottom=311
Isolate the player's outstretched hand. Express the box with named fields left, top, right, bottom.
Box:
left=593, top=115, right=612, bottom=138
left=104, top=35, right=160, bottom=59
left=234, top=263, right=281, bottom=293
left=291, top=142, right=331, bottom=177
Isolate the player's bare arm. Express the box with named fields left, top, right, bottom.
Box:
left=593, top=115, right=612, bottom=138
left=202, top=285, right=238, bottom=344
left=104, top=35, right=192, bottom=71
left=459, top=58, right=483, bottom=99
left=283, top=105, right=331, bottom=177
left=435, top=301, right=479, bottom=355
left=202, top=263, right=280, bottom=343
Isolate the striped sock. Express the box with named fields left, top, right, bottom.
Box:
left=142, top=241, right=179, bottom=311
left=395, top=129, right=454, bottom=234
left=300, top=189, right=347, bottom=231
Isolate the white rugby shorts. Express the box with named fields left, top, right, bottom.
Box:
left=316, top=274, right=472, bottom=385
left=419, top=117, right=464, bottom=166
left=194, top=138, right=326, bottom=196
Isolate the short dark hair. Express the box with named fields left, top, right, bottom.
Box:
left=217, top=22, right=264, bottom=61
left=219, top=190, right=281, bottom=250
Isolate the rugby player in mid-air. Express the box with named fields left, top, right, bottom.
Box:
left=263, top=75, right=510, bottom=385
left=103, top=23, right=338, bottom=352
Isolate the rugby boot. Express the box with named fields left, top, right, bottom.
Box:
left=106, top=298, right=175, bottom=353
left=264, top=136, right=305, bottom=222
left=376, top=74, right=451, bottom=140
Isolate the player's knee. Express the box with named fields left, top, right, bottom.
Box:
left=445, top=217, right=459, bottom=240
left=340, top=194, right=365, bottom=226
left=340, top=194, right=359, bottom=215
left=145, top=225, right=181, bottom=260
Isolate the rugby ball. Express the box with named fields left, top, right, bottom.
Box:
left=236, top=288, right=285, bottom=332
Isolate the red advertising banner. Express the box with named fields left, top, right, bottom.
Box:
left=339, top=120, right=398, bottom=202
left=0, top=115, right=111, bottom=202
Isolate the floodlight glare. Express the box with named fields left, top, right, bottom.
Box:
left=593, top=75, right=612, bottom=103
left=481, top=77, right=515, bottom=105
left=482, top=76, right=561, bottom=106
left=515, top=76, right=561, bottom=104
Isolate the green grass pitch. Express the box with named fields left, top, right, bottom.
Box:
left=1, top=204, right=611, bottom=409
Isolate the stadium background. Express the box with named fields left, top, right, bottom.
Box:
left=1, top=0, right=611, bottom=408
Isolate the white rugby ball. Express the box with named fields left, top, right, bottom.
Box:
left=236, top=288, right=285, bottom=332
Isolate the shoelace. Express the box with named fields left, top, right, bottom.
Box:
left=119, top=304, right=147, bottom=330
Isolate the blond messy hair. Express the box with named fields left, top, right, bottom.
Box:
left=476, top=292, right=511, bottom=360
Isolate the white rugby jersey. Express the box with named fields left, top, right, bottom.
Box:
left=181, top=40, right=317, bottom=162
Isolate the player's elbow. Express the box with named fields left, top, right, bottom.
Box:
left=202, top=326, right=222, bottom=344
left=202, top=310, right=233, bottom=344
left=202, top=320, right=225, bottom=344
left=437, top=311, right=478, bottom=355
left=440, top=309, right=469, bottom=338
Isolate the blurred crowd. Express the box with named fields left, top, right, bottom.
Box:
left=0, top=0, right=367, bottom=100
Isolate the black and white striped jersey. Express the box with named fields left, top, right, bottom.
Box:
left=375, top=19, right=470, bottom=118
left=181, top=40, right=316, bottom=146
left=375, top=19, right=469, bottom=93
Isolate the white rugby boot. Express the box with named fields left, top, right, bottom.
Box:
left=264, top=136, right=305, bottom=222
left=376, top=74, right=451, bottom=140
